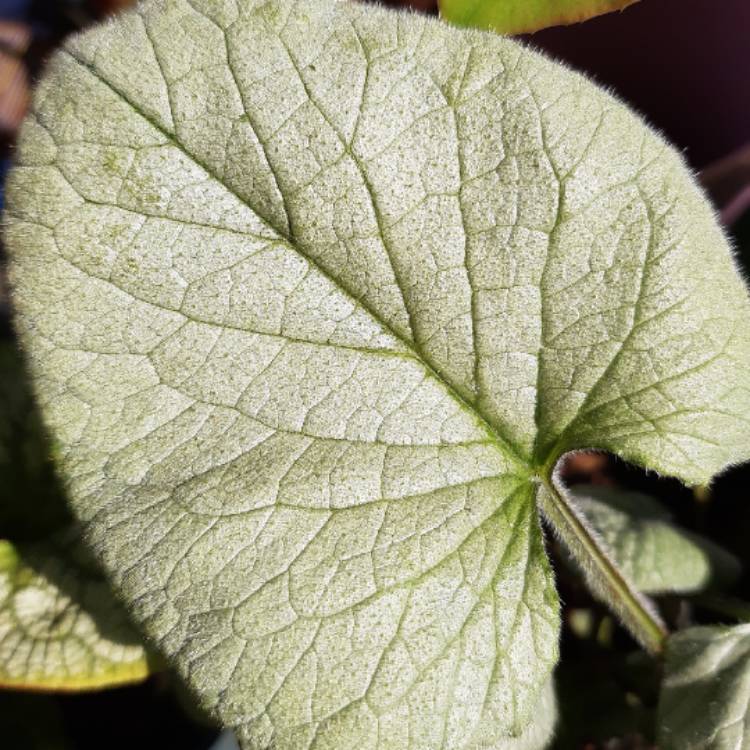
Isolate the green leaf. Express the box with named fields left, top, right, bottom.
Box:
left=658, top=624, right=750, bottom=749
left=4, top=0, right=750, bottom=745
left=570, top=484, right=741, bottom=594
left=0, top=534, right=151, bottom=691
left=439, top=0, right=639, bottom=35
left=492, top=679, right=557, bottom=750
left=0, top=342, right=153, bottom=691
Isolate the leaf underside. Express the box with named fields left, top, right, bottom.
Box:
left=438, top=0, right=640, bottom=36
left=4, top=0, right=750, bottom=747
left=659, top=624, right=750, bottom=749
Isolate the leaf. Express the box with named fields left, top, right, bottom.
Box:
left=570, top=484, right=741, bottom=594
left=658, top=624, right=750, bottom=749
left=211, top=681, right=556, bottom=750
left=438, top=0, right=640, bottom=36
left=501, top=680, right=557, bottom=749
left=4, top=0, right=750, bottom=746
left=0, top=533, right=151, bottom=690
left=0, top=343, right=152, bottom=691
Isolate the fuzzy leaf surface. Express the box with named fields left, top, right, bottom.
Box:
left=571, top=485, right=740, bottom=594
left=658, top=624, right=750, bottom=749
left=5, top=0, right=750, bottom=746
left=438, top=0, right=639, bottom=35
left=210, top=683, right=556, bottom=750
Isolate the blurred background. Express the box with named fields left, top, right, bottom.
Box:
left=0, top=1, right=748, bottom=748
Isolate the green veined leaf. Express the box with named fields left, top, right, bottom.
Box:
left=571, top=484, right=741, bottom=594
left=4, top=0, right=750, bottom=746
left=0, top=534, right=152, bottom=691
left=658, top=624, right=750, bottom=749
left=0, top=343, right=153, bottom=692
left=215, top=681, right=557, bottom=750
left=474, top=679, right=557, bottom=750
left=439, top=0, right=639, bottom=35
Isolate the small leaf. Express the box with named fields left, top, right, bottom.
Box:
left=571, top=484, right=740, bottom=594
left=658, top=624, right=750, bottom=749
left=439, top=0, right=639, bottom=35
left=0, top=533, right=152, bottom=691
left=5, top=0, right=750, bottom=745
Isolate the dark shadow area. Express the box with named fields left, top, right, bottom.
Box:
left=0, top=680, right=219, bottom=750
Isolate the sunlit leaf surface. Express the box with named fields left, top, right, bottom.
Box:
left=5, top=0, right=750, bottom=745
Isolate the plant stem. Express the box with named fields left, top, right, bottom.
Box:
left=538, top=473, right=668, bottom=655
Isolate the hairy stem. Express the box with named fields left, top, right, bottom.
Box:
left=538, top=471, right=668, bottom=655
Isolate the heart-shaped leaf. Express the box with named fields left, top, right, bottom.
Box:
left=658, top=624, right=750, bottom=749
left=5, top=0, right=750, bottom=746
left=438, top=0, right=640, bottom=35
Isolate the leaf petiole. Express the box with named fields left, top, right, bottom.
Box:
left=537, top=471, right=668, bottom=655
